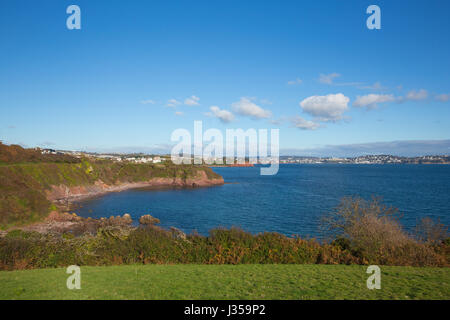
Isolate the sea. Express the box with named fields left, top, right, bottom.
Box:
left=75, top=164, right=450, bottom=238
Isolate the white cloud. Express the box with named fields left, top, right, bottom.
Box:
left=207, top=106, right=235, bottom=123
left=287, top=78, right=303, bottom=85
left=359, top=82, right=385, bottom=90
left=167, top=99, right=181, bottom=107
left=175, top=111, right=184, bottom=116
left=166, top=96, right=200, bottom=107
left=299, top=93, right=349, bottom=122
left=436, top=93, right=450, bottom=102
left=184, top=95, right=200, bottom=106
left=231, top=97, right=272, bottom=119
left=353, top=94, right=396, bottom=109
left=140, top=99, right=156, bottom=105
left=354, top=89, right=433, bottom=109
left=292, top=116, right=320, bottom=130
left=319, top=73, right=340, bottom=84
left=393, top=89, right=428, bottom=103
left=405, top=89, right=428, bottom=101
left=319, top=73, right=365, bottom=87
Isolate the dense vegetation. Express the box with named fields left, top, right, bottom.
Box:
left=0, top=143, right=221, bottom=228
left=0, top=198, right=448, bottom=270
left=1, top=264, right=448, bottom=300
left=0, top=142, right=79, bottom=164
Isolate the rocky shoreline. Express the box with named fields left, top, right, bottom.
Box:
left=46, top=172, right=224, bottom=203
left=0, top=173, right=225, bottom=235
left=7, top=211, right=167, bottom=236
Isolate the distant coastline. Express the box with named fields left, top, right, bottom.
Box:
left=278, top=154, right=450, bottom=165
left=277, top=162, right=450, bottom=165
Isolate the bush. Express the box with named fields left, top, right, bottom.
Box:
left=415, top=217, right=449, bottom=245
left=321, top=197, right=445, bottom=266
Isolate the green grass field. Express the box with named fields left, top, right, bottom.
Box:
left=0, top=264, right=448, bottom=300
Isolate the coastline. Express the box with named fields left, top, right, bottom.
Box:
left=47, top=175, right=225, bottom=203
left=3, top=175, right=224, bottom=234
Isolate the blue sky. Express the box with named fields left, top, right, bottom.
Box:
left=1, top=0, right=449, bottom=155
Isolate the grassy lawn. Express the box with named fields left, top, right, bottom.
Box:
left=0, top=264, right=448, bottom=300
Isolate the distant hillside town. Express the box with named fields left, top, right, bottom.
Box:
left=279, top=154, right=450, bottom=164
left=39, top=148, right=450, bottom=165
left=40, top=149, right=168, bottom=164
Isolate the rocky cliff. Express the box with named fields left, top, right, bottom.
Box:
left=47, top=170, right=224, bottom=202
left=0, top=160, right=224, bottom=228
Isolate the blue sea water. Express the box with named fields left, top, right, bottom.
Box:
left=75, top=164, right=450, bottom=237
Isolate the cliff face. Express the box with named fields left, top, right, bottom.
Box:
left=0, top=161, right=224, bottom=228
left=47, top=170, right=224, bottom=202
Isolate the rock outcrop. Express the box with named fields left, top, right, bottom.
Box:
left=46, top=171, right=224, bottom=202
left=139, top=214, right=160, bottom=225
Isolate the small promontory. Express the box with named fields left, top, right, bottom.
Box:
left=0, top=143, right=224, bottom=228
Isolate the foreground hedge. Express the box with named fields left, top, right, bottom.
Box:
left=0, top=226, right=447, bottom=270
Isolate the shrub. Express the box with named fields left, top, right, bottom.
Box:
left=415, top=217, right=449, bottom=245
left=321, top=197, right=445, bottom=266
